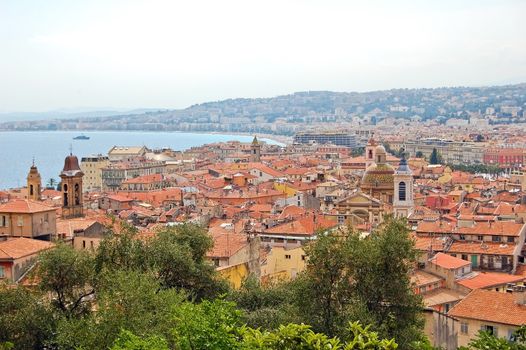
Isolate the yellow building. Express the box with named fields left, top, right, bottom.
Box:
left=80, top=154, right=110, bottom=192
left=261, top=246, right=306, bottom=282
left=0, top=199, right=57, bottom=240
left=217, top=262, right=250, bottom=289
left=274, top=182, right=298, bottom=197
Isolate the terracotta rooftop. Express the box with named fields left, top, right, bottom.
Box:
left=0, top=199, right=56, bottom=214
left=448, top=289, right=526, bottom=326
left=0, top=237, right=54, bottom=260
left=430, top=252, right=471, bottom=270
left=457, top=272, right=525, bottom=290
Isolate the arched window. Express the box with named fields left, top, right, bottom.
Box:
left=63, top=184, right=68, bottom=206
left=74, top=183, right=80, bottom=205
left=368, top=149, right=373, bottom=159
left=399, top=181, right=406, bottom=201
left=30, top=185, right=34, bottom=196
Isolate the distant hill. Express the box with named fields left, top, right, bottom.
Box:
left=1, top=83, right=525, bottom=135
left=0, top=108, right=163, bottom=123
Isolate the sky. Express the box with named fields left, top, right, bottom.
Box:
left=1, top=0, right=525, bottom=112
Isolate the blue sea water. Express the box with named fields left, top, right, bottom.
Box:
left=0, top=131, right=280, bottom=190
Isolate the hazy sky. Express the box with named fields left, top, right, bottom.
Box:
left=1, top=0, right=525, bottom=112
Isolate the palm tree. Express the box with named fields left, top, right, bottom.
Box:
left=46, top=178, right=57, bottom=189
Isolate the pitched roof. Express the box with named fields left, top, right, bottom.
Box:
left=448, top=289, right=526, bottom=326
left=457, top=272, right=525, bottom=290
left=0, top=237, right=54, bottom=260
left=430, top=252, right=471, bottom=269
left=0, top=199, right=56, bottom=214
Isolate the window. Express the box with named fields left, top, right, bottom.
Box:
left=492, top=236, right=501, bottom=242
left=285, top=254, right=291, bottom=259
left=508, top=236, right=515, bottom=243
left=17, top=216, right=23, bottom=227
left=477, top=235, right=483, bottom=241
left=301, top=255, right=306, bottom=261
left=1, top=215, right=5, bottom=227
left=461, top=323, right=469, bottom=334
left=459, top=235, right=466, bottom=241
left=482, top=325, right=497, bottom=336
left=0, top=266, right=4, bottom=278
left=398, top=181, right=406, bottom=201
left=338, top=216, right=345, bottom=224
left=82, top=240, right=86, bottom=249
left=462, top=254, right=468, bottom=261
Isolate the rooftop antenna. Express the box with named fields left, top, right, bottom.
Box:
left=32, top=156, right=35, bottom=167
left=69, top=143, right=73, bottom=156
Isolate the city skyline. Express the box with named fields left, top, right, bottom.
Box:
left=1, top=0, right=525, bottom=112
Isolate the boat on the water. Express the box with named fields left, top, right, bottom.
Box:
left=73, top=135, right=90, bottom=140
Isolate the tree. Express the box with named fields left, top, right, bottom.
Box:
left=230, top=276, right=299, bottom=329
left=46, top=178, right=57, bottom=189
left=415, top=151, right=424, bottom=158
left=171, top=299, right=242, bottom=350
left=111, top=330, right=169, bottom=350
left=147, top=224, right=229, bottom=300
left=53, top=270, right=184, bottom=349
left=94, top=223, right=148, bottom=273
left=291, top=229, right=358, bottom=337
left=459, top=325, right=526, bottom=350
left=38, top=243, right=96, bottom=318
left=429, top=148, right=442, bottom=164
left=350, top=217, right=424, bottom=347
left=0, top=285, right=54, bottom=349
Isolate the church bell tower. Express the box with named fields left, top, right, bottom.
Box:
left=365, top=134, right=377, bottom=169
left=27, top=160, right=42, bottom=201
left=393, top=153, right=414, bottom=218
left=250, top=135, right=261, bottom=162
left=60, top=153, right=84, bottom=219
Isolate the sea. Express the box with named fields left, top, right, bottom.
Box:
left=0, top=131, right=282, bottom=190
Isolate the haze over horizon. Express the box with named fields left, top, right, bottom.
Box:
left=1, top=0, right=525, bottom=112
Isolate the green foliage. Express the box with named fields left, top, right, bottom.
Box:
left=429, top=148, right=442, bottom=165
left=460, top=326, right=526, bottom=350
left=230, top=276, right=299, bottom=329
left=148, top=224, right=229, bottom=300
left=291, top=229, right=357, bottom=337
left=53, top=270, right=185, bottom=349
left=38, top=243, right=96, bottom=318
left=351, top=217, right=424, bottom=347
left=240, top=321, right=397, bottom=350
left=96, top=223, right=229, bottom=300
left=171, top=299, right=242, bottom=349
left=351, top=147, right=365, bottom=157
left=415, top=151, right=424, bottom=158
left=0, top=342, right=14, bottom=350
left=95, top=224, right=148, bottom=273
left=0, top=285, right=54, bottom=349
left=289, top=217, right=424, bottom=347
left=450, top=163, right=500, bottom=175
left=111, top=330, right=169, bottom=350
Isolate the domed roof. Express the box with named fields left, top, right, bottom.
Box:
left=362, top=162, right=395, bottom=187
left=61, top=154, right=83, bottom=177
left=375, top=145, right=387, bottom=154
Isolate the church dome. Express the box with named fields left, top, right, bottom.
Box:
left=375, top=145, right=387, bottom=154
left=61, top=154, right=83, bottom=176
left=361, top=144, right=394, bottom=188
left=361, top=162, right=395, bottom=188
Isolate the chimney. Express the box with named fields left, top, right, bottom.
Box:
left=514, top=285, right=526, bottom=305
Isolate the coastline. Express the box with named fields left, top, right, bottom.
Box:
left=0, top=129, right=292, bottom=146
